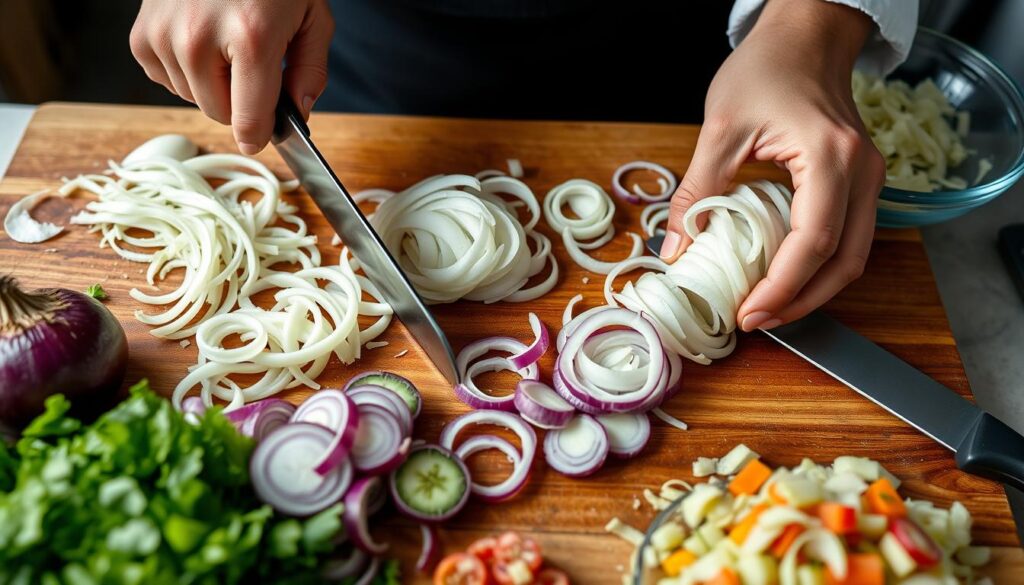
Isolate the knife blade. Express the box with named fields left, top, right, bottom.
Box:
left=645, top=234, right=1024, bottom=490
left=271, top=94, right=460, bottom=385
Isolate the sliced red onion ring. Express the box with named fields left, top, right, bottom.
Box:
left=514, top=379, right=574, bottom=430
left=453, top=434, right=527, bottom=502
left=454, top=337, right=539, bottom=411
left=224, top=398, right=296, bottom=441
left=290, top=390, right=360, bottom=476
left=181, top=396, right=207, bottom=416
left=557, top=308, right=668, bottom=413
left=322, top=546, right=370, bottom=581
left=543, top=414, right=610, bottom=477
left=551, top=370, right=604, bottom=416
left=611, top=160, right=678, bottom=204
left=352, top=403, right=411, bottom=475
left=347, top=384, right=413, bottom=438
left=597, top=413, right=651, bottom=458
left=416, top=524, right=441, bottom=574
left=507, top=312, right=550, bottom=370
left=344, top=476, right=389, bottom=555
left=440, top=410, right=537, bottom=502
left=354, top=555, right=381, bottom=585
left=343, top=371, right=421, bottom=418
left=250, top=422, right=353, bottom=517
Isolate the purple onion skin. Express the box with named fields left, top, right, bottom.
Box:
left=0, top=281, right=128, bottom=427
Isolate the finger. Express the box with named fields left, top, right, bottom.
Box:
left=174, top=33, right=232, bottom=124
left=153, top=39, right=195, bottom=103
left=229, top=53, right=283, bottom=155
left=130, top=25, right=175, bottom=94
left=737, top=149, right=852, bottom=331
left=768, top=152, right=883, bottom=324
left=284, top=3, right=334, bottom=119
left=661, top=118, right=753, bottom=262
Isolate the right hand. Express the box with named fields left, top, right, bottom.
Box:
left=130, top=0, right=334, bottom=155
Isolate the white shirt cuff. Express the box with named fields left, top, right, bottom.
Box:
left=727, top=0, right=919, bottom=75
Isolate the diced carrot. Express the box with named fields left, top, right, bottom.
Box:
left=728, top=459, right=773, bottom=496
left=825, top=552, right=885, bottom=585
left=661, top=549, right=697, bottom=577
left=729, top=504, right=769, bottom=545
left=705, top=568, right=741, bottom=585
left=768, top=482, right=787, bottom=505
left=769, top=523, right=805, bottom=557
left=865, top=478, right=906, bottom=518
left=819, top=502, right=858, bottom=534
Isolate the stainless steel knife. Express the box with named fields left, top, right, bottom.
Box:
left=645, top=234, right=1024, bottom=490
left=271, top=94, right=460, bottom=385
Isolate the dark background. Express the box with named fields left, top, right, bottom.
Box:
left=1, top=0, right=1023, bottom=121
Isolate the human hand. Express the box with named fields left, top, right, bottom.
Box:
left=660, top=0, right=886, bottom=332
left=130, top=0, right=334, bottom=154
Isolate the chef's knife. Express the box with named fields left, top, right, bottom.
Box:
left=645, top=234, right=1024, bottom=490
left=271, top=94, right=460, bottom=385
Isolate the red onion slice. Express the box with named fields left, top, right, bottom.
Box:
left=440, top=410, right=537, bottom=501
left=322, top=546, right=370, bottom=580
left=354, top=555, right=381, bottom=585
left=453, top=434, right=527, bottom=502
left=351, top=403, right=411, bottom=475
left=513, top=379, right=574, bottom=430
left=290, top=390, right=360, bottom=476
left=543, top=414, right=610, bottom=477
left=250, top=422, right=353, bottom=516
left=224, top=398, right=297, bottom=440
left=343, top=476, right=389, bottom=555
left=551, top=370, right=604, bottom=416
left=454, top=337, right=539, bottom=411
left=557, top=308, right=668, bottom=413
left=597, top=413, right=651, bottom=458
left=507, top=312, right=550, bottom=370
left=416, top=524, right=441, bottom=573
left=611, top=161, right=678, bottom=204
left=347, top=384, right=413, bottom=438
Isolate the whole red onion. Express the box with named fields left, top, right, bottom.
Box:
left=0, top=275, right=128, bottom=427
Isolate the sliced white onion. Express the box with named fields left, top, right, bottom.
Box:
left=640, top=202, right=670, bottom=238
left=611, top=161, right=678, bottom=203
left=123, top=134, right=198, bottom=165
left=507, top=158, right=524, bottom=178
left=4, top=189, right=68, bottom=243
left=606, top=181, right=792, bottom=365
left=544, top=179, right=641, bottom=274
left=440, top=410, right=537, bottom=502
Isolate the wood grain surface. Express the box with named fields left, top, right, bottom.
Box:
left=0, top=103, right=1020, bottom=583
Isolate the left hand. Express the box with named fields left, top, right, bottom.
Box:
left=659, top=0, right=886, bottom=332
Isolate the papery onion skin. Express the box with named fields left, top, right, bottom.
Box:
left=0, top=276, right=128, bottom=427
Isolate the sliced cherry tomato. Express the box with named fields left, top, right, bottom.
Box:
left=468, top=537, right=499, bottom=563
left=434, top=553, right=488, bottom=585
left=889, top=517, right=942, bottom=568
left=494, top=531, right=543, bottom=572
left=536, top=568, right=570, bottom=584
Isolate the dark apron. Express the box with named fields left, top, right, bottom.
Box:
left=320, top=1, right=733, bottom=123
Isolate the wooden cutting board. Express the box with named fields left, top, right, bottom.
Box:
left=1, top=103, right=1020, bottom=582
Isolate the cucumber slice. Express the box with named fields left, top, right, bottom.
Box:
left=346, top=371, right=421, bottom=418
left=390, top=444, right=469, bottom=522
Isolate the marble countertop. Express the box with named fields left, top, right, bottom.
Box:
left=1, top=103, right=1022, bottom=536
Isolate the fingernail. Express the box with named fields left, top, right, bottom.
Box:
left=741, top=311, right=772, bottom=331
left=302, top=95, right=315, bottom=116
left=659, top=231, right=682, bottom=260
left=238, top=142, right=260, bottom=156
left=759, top=318, right=783, bottom=330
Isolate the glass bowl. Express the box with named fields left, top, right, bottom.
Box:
left=873, top=27, right=1024, bottom=228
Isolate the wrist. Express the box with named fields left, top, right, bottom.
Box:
left=751, top=0, right=873, bottom=72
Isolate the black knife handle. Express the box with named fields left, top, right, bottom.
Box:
left=999, top=223, right=1024, bottom=304
left=955, top=413, right=1024, bottom=492
left=272, top=91, right=310, bottom=143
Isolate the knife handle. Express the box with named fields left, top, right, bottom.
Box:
left=999, top=223, right=1024, bottom=304
left=955, top=413, right=1024, bottom=492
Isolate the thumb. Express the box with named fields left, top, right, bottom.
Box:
left=660, top=120, right=752, bottom=262
left=284, top=5, right=335, bottom=120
